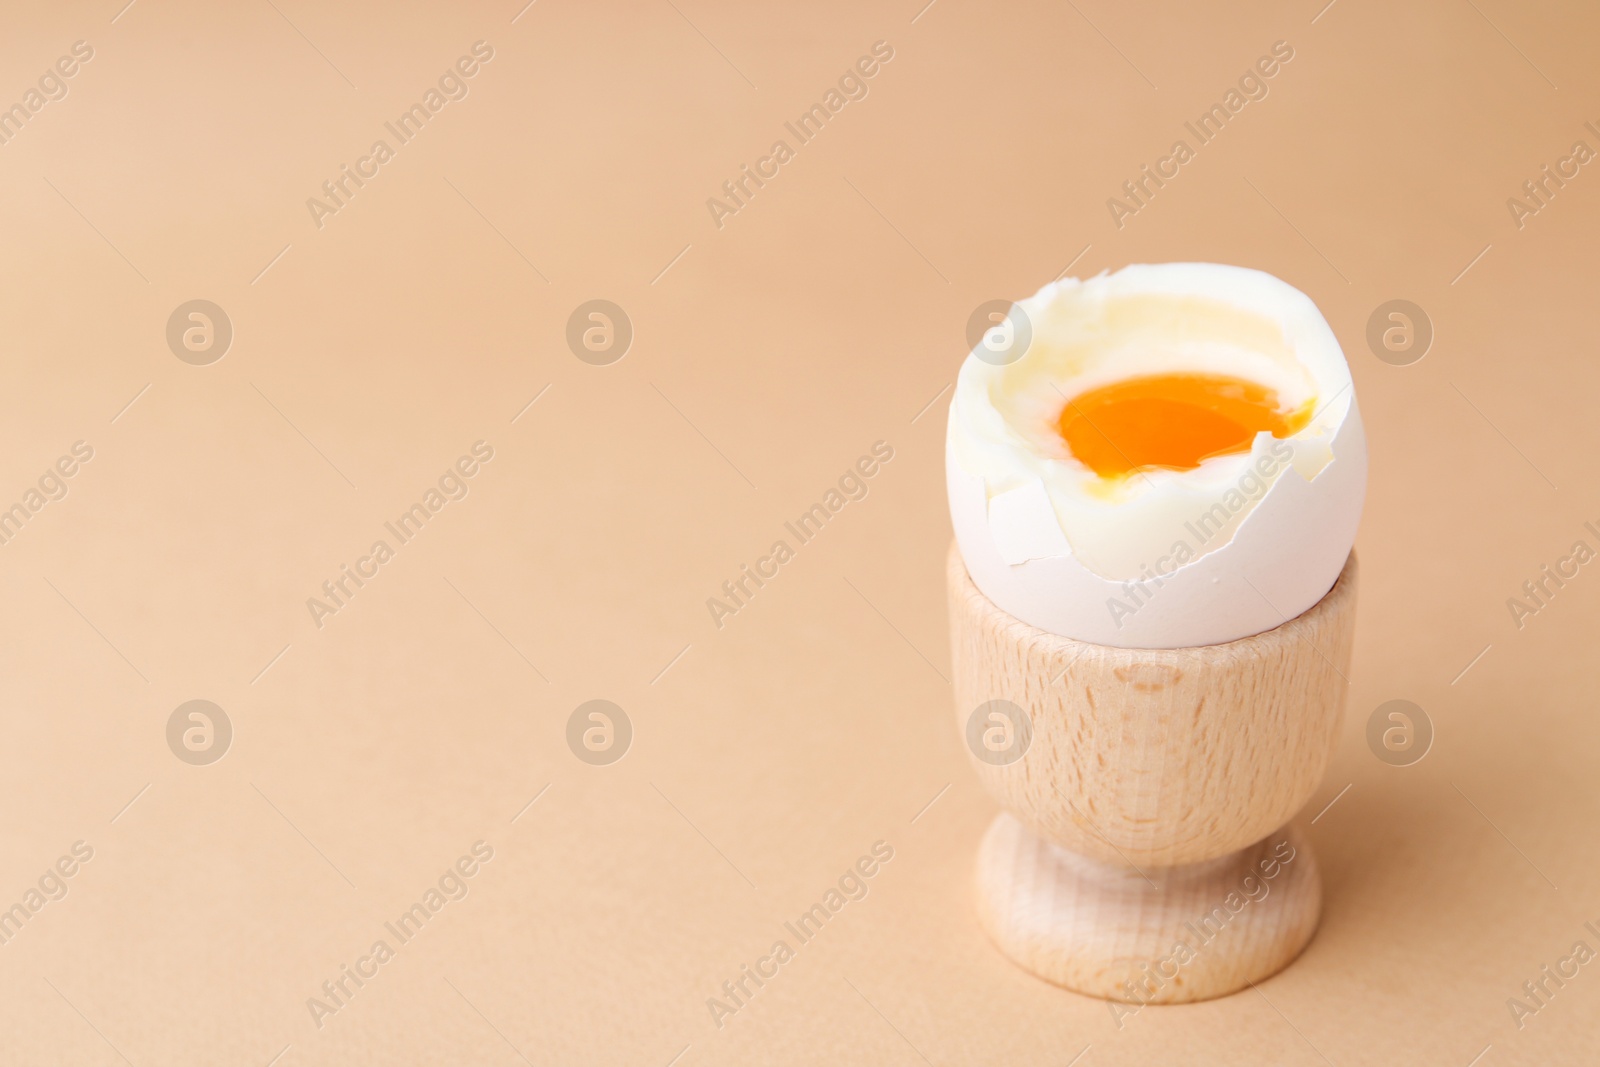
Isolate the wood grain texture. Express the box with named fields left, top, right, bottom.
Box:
left=948, top=544, right=1357, bottom=867
left=975, top=814, right=1322, bottom=1004
left=948, top=543, right=1357, bottom=1001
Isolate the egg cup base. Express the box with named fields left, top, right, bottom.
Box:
left=974, top=812, right=1321, bottom=1003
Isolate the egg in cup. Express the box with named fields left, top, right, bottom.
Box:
left=946, top=263, right=1362, bottom=1003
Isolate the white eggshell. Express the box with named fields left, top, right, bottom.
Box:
left=945, top=263, right=1368, bottom=650
left=949, top=403, right=1364, bottom=647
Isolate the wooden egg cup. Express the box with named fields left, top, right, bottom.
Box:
left=947, top=544, right=1357, bottom=1004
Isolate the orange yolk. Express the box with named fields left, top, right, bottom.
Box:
left=1058, top=372, right=1311, bottom=478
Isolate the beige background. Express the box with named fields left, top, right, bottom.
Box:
left=0, top=0, right=1595, bottom=1063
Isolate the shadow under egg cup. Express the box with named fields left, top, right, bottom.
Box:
left=947, top=543, right=1357, bottom=1004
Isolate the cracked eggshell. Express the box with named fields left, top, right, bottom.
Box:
left=945, top=263, right=1367, bottom=650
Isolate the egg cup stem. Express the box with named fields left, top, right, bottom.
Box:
left=948, top=543, right=1358, bottom=1003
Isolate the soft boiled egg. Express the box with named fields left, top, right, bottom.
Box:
left=946, top=262, right=1366, bottom=649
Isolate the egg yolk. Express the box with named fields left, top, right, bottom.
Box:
left=1058, top=373, right=1311, bottom=478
